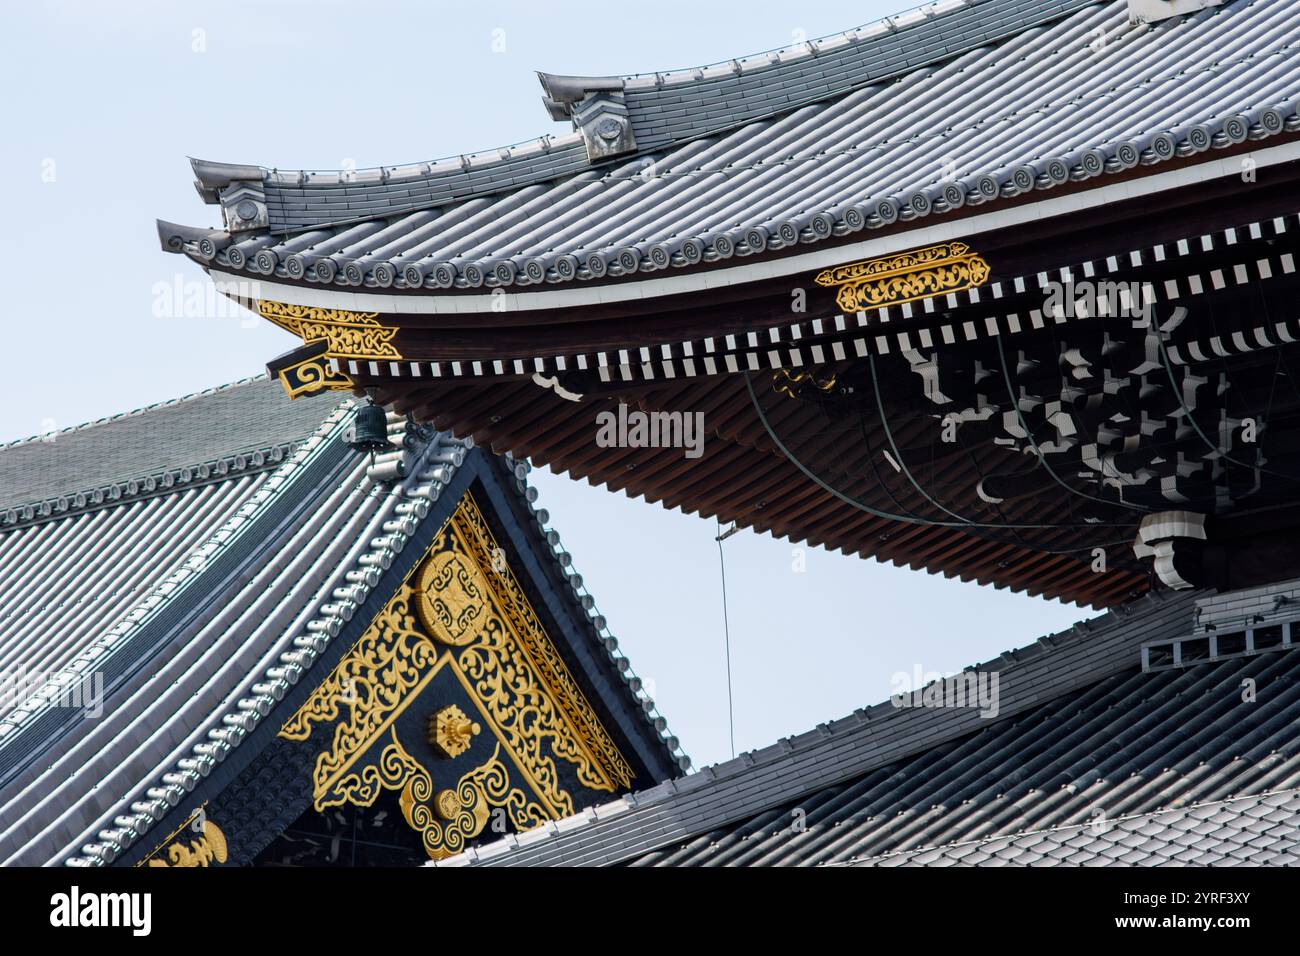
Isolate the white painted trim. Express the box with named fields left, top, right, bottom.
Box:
left=214, top=139, right=1300, bottom=316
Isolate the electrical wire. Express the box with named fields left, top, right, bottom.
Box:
left=854, top=402, right=925, bottom=521
left=993, top=332, right=1150, bottom=513
left=744, top=370, right=1138, bottom=551
left=863, top=351, right=1066, bottom=548
left=869, top=352, right=982, bottom=525
left=715, top=519, right=736, bottom=760
left=1154, top=307, right=1300, bottom=486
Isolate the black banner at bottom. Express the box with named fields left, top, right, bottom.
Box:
left=0, top=864, right=1280, bottom=943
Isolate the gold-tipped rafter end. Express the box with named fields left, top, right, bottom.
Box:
left=274, top=347, right=356, bottom=400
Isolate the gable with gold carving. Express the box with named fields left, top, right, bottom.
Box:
left=274, top=490, right=635, bottom=860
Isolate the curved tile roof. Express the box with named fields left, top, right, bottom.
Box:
left=188, top=1, right=1091, bottom=236
left=0, top=380, right=686, bottom=865
left=593, top=0, right=1100, bottom=153
left=851, top=788, right=1300, bottom=866
left=0, top=399, right=363, bottom=864
left=436, top=590, right=1300, bottom=866
left=163, top=0, right=1300, bottom=293
left=0, top=377, right=335, bottom=517
left=0, top=472, right=272, bottom=726
left=627, top=649, right=1300, bottom=866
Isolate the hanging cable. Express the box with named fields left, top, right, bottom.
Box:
left=745, top=370, right=1137, bottom=545
left=714, top=519, right=736, bottom=760
left=854, top=401, right=926, bottom=521
left=860, top=362, right=1036, bottom=547
left=869, top=352, right=978, bottom=525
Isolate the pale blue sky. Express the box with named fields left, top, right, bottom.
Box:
left=1, top=1, right=1086, bottom=769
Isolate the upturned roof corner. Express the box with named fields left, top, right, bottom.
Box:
left=189, top=158, right=269, bottom=234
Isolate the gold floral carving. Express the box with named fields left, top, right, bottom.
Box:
left=278, top=585, right=439, bottom=809
left=145, top=820, right=228, bottom=868
left=417, top=494, right=636, bottom=809
left=429, top=704, right=480, bottom=758
left=258, top=300, right=401, bottom=360
left=773, top=368, right=837, bottom=399
left=814, top=242, right=990, bottom=312
left=276, top=491, right=634, bottom=859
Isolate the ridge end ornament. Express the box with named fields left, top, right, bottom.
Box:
left=814, top=241, right=991, bottom=312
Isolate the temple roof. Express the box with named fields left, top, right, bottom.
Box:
left=441, top=586, right=1300, bottom=866
left=161, top=0, right=1300, bottom=293
left=149, top=0, right=1300, bottom=610
left=0, top=378, right=333, bottom=518
left=853, top=791, right=1300, bottom=866
left=0, top=379, right=685, bottom=866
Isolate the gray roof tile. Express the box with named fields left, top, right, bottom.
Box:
left=447, top=599, right=1300, bottom=866
left=165, top=1, right=1300, bottom=294
left=0, top=377, right=336, bottom=513
left=0, top=381, right=685, bottom=865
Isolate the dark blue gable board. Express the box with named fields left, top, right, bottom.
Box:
left=113, top=450, right=677, bottom=867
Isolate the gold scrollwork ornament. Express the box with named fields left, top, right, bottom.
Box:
left=276, top=491, right=635, bottom=859
left=814, top=242, right=990, bottom=312
left=409, top=742, right=548, bottom=859
left=773, top=368, right=837, bottom=399
left=275, top=348, right=356, bottom=399
left=257, top=300, right=402, bottom=360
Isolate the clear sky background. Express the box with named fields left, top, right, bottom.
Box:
left=0, top=1, right=1088, bottom=770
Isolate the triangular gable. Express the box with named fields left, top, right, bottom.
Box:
left=120, top=453, right=683, bottom=867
